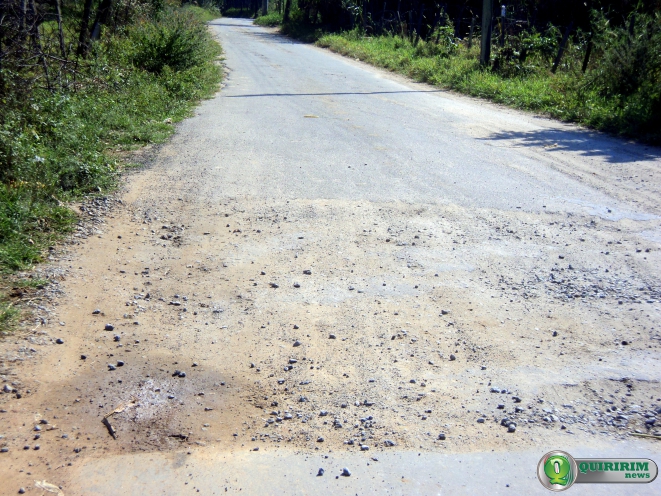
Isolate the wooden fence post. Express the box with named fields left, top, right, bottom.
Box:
left=480, top=0, right=493, bottom=66
left=551, top=21, right=573, bottom=73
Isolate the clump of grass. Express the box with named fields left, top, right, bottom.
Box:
left=254, top=12, right=283, bottom=27
left=0, top=300, right=19, bottom=335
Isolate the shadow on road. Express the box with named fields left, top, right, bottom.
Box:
left=483, top=128, right=661, bottom=164
left=225, top=90, right=442, bottom=98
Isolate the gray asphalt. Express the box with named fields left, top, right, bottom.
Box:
left=69, top=17, right=661, bottom=495
left=185, top=18, right=660, bottom=221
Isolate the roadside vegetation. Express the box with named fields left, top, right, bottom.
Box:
left=0, top=0, right=222, bottom=332
left=249, top=0, right=660, bottom=143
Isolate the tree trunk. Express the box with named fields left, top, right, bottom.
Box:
left=77, top=0, right=94, bottom=57
left=54, top=0, right=67, bottom=58
left=551, top=21, right=573, bottom=74
left=283, top=0, right=291, bottom=22
left=30, top=0, right=51, bottom=91
left=480, top=0, right=493, bottom=66
left=91, top=0, right=113, bottom=41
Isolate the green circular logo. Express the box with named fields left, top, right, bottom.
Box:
left=538, top=450, right=578, bottom=491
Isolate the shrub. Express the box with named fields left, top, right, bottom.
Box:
left=131, top=10, right=214, bottom=73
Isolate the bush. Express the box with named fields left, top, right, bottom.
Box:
left=131, top=10, right=215, bottom=73
left=254, top=12, right=284, bottom=27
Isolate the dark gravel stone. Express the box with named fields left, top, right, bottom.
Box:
left=317, top=468, right=325, bottom=476
left=55, top=338, right=64, bottom=344
left=341, top=468, right=351, bottom=477
left=104, top=324, right=114, bottom=331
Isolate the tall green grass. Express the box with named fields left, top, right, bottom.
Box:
left=0, top=6, right=223, bottom=332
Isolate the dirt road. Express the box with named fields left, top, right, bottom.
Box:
left=1, top=18, right=660, bottom=495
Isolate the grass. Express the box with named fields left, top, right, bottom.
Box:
left=182, top=4, right=222, bottom=22
left=254, top=12, right=283, bottom=27
left=0, top=6, right=223, bottom=333
left=0, top=300, right=19, bottom=336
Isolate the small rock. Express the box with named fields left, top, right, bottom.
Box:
left=19, top=488, right=25, bottom=494
left=384, top=439, right=396, bottom=447
left=477, top=418, right=485, bottom=423
left=329, top=334, right=336, bottom=339
left=317, top=468, right=325, bottom=476
left=449, top=354, right=456, bottom=361
left=341, top=468, right=351, bottom=477
left=113, top=335, right=121, bottom=342
left=105, top=324, right=114, bottom=331
left=360, top=445, right=369, bottom=451
left=108, top=364, right=116, bottom=371
left=317, top=437, right=324, bottom=442
left=441, top=310, right=449, bottom=315
left=116, top=360, right=124, bottom=367
left=3, top=385, right=12, bottom=394
left=178, top=371, right=186, bottom=378
left=438, top=433, right=446, bottom=440
left=508, top=424, right=517, bottom=433
left=93, top=309, right=101, bottom=314
left=55, top=338, right=64, bottom=344
left=303, top=270, right=312, bottom=275
left=293, top=341, right=301, bottom=347
left=80, top=355, right=87, bottom=360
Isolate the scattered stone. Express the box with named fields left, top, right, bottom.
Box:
left=293, top=341, right=301, bottom=347
left=18, top=488, right=25, bottom=494
left=80, top=355, right=87, bottom=360
left=360, top=445, right=369, bottom=451
left=441, top=310, right=449, bottom=315
left=3, top=385, right=12, bottom=394
left=104, top=324, right=114, bottom=331
left=55, top=338, right=64, bottom=344
left=320, top=410, right=328, bottom=416
left=317, top=437, right=324, bottom=442
left=303, top=270, right=312, bottom=275
left=293, top=283, right=300, bottom=288
left=341, top=468, right=351, bottom=477
left=477, top=418, right=485, bottom=423
left=329, top=334, right=336, bottom=339
left=93, top=309, right=101, bottom=314
left=108, top=364, right=116, bottom=371
left=508, top=424, right=517, bottom=433
left=449, top=354, right=456, bottom=361
left=116, top=360, right=124, bottom=367
left=0, top=447, right=8, bottom=453
left=384, top=439, right=396, bottom=447
left=317, top=468, right=325, bottom=477
left=113, top=335, right=121, bottom=342
left=438, top=433, right=446, bottom=440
